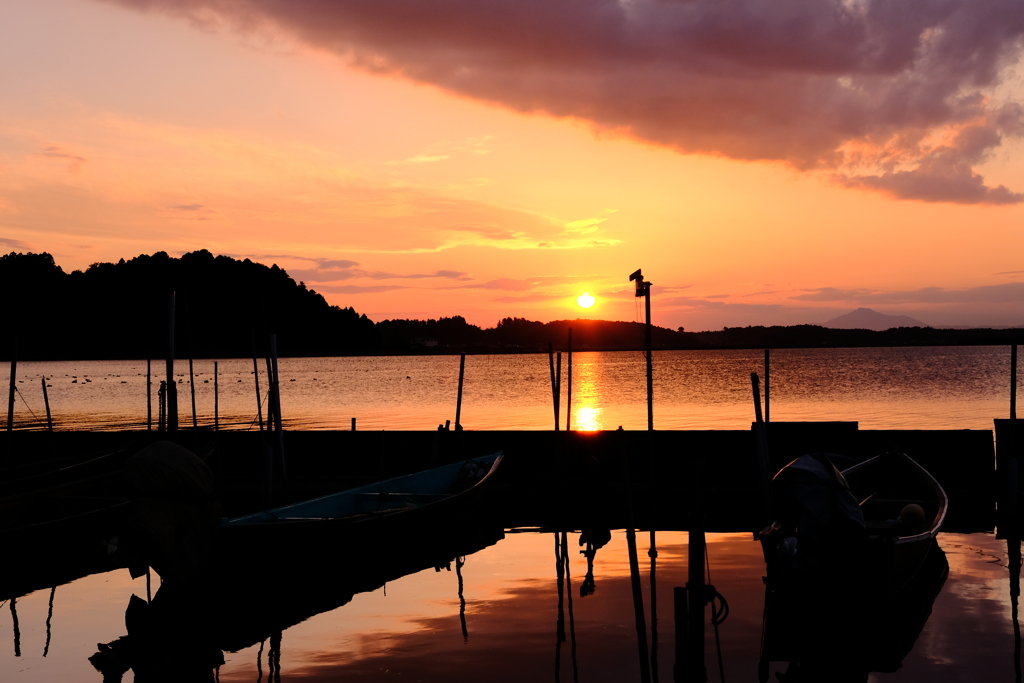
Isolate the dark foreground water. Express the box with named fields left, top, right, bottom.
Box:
left=1, top=531, right=1019, bottom=682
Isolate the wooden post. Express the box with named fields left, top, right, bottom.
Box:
left=686, top=457, right=707, bottom=683
left=166, top=292, right=178, bottom=433
left=351, top=417, right=356, bottom=431
left=41, top=377, right=52, bottom=432
left=764, top=349, right=771, bottom=423
left=455, top=353, right=466, bottom=430
left=188, top=357, right=198, bottom=429
left=629, top=269, right=654, bottom=430
left=158, top=381, right=166, bottom=432
left=1010, top=344, right=1019, bottom=532
left=556, top=351, right=562, bottom=430
left=566, top=328, right=573, bottom=431
left=265, top=356, right=275, bottom=433
left=251, top=337, right=264, bottom=432
left=1012, top=343, right=1018, bottom=421
left=548, top=342, right=559, bottom=431
left=269, top=334, right=286, bottom=483
left=644, top=284, right=653, bottom=431
left=752, top=372, right=772, bottom=525
left=214, top=361, right=219, bottom=432
left=146, top=359, right=152, bottom=431
left=6, top=337, right=16, bottom=432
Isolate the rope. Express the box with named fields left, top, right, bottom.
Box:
left=245, top=391, right=272, bottom=431
left=705, top=543, right=729, bottom=682
left=14, top=386, right=40, bottom=421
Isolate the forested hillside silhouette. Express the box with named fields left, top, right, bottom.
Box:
left=1, top=250, right=1020, bottom=360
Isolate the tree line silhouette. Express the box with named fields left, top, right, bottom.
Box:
left=1, top=250, right=1020, bottom=361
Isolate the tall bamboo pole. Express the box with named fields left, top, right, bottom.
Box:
left=455, top=353, right=466, bottom=430
left=41, top=377, right=52, bottom=432
left=566, top=328, right=573, bottom=431
left=6, top=337, right=16, bottom=432
left=165, top=293, right=178, bottom=433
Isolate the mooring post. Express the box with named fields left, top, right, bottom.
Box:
left=751, top=372, right=772, bottom=526
left=146, top=358, right=152, bottom=431
left=251, top=335, right=264, bottom=432
left=6, top=337, right=17, bottom=432
left=455, top=353, right=466, bottom=430
left=1011, top=343, right=1018, bottom=421
left=351, top=417, right=356, bottom=431
left=556, top=351, right=562, bottom=430
left=764, top=349, right=771, bottom=423
left=687, top=456, right=708, bottom=683
left=188, top=357, right=198, bottom=429
left=269, top=333, right=286, bottom=485
left=264, top=356, right=275, bottom=432
left=214, top=361, right=219, bottom=432
left=158, top=380, right=166, bottom=432
left=41, top=377, right=52, bottom=432
left=548, top=342, right=559, bottom=431
left=166, top=292, right=178, bottom=433
left=1010, top=344, right=1020, bottom=533
left=566, top=328, right=573, bottom=431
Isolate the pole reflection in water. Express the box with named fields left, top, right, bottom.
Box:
left=562, top=532, right=579, bottom=683
left=256, top=639, right=264, bottom=683
left=555, top=533, right=565, bottom=682
left=1011, top=536, right=1022, bottom=682
left=650, top=534, right=659, bottom=683
left=456, top=556, right=468, bottom=643
left=10, top=597, right=20, bottom=658
left=43, top=587, right=54, bottom=658
left=9, top=531, right=1024, bottom=681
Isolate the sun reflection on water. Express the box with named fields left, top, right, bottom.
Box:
left=573, top=405, right=603, bottom=431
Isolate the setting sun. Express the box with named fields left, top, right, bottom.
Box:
left=577, top=292, right=596, bottom=308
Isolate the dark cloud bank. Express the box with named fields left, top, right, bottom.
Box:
left=109, top=0, right=1024, bottom=204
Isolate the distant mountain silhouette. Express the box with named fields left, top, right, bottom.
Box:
left=824, top=307, right=927, bottom=331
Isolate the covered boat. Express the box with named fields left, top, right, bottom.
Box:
left=759, top=451, right=947, bottom=593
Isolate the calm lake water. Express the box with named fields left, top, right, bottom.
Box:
left=2, top=346, right=1020, bottom=432
left=1, top=531, right=1019, bottom=682
left=2, top=345, right=1020, bottom=680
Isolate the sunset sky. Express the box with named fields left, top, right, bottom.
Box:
left=2, top=0, right=1024, bottom=330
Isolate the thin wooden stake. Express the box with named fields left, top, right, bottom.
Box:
left=265, top=355, right=275, bottom=433
left=146, top=359, right=152, bottom=431
left=351, top=417, right=356, bottom=431
left=1012, top=343, right=1018, bottom=421
left=269, top=334, right=286, bottom=483
left=566, top=328, right=573, bottom=431
left=548, top=342, right=559, bottom=431
left=251, top=336, right=264, bottom=432
left=558, top=350, right=565, bottom=427
left=41, top=377, right=52, bottom=432
left=751, top=372, right=772, bottom=524
left=6, top=337, right=16, bottom=432
left=214, top=361, right=219, bottom=432
left=188, top=357, right=198, bottom=429
left=166, top=292, right=177, bottom=433
left=158, top=381, right=166, bottom=432
left=764, top=348, right=771, bottom=423
left=455, top=353, right=466, bottom=430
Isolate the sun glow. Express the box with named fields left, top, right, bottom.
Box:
left=577, top=292, right=595, bottom=308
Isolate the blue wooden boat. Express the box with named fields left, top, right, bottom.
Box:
left=218, top=451, right=504, bottom=562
